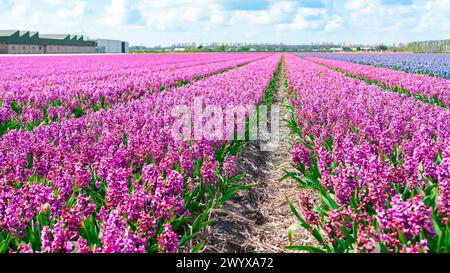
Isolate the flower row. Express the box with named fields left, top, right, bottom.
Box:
left=0, top=54, right=268, bottom=135
left=303, top=56, right=450, bottom=108
left=284, top=54, right=450, bottom=253
left=299, top=53, right=450, bottom=79
left=0, top=54, right=282, bottom=253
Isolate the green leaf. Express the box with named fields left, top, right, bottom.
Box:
left=123, top=132, right=128, bottom=146
left=319, top=190, right=338, bottom=210
left=192, top=242, right=206, bottom=253
left=0, top=232, right=12, bottom=253
left=10, top=101, right=22, bottom=115
left=26, top=154, right=34, bottom=170
left=218, top=189, right=239, bottom=205
left=401, top=182, right=411, bottom=201
left=288, top=223, right=300, bottom=243
left=71, top=105, right=85, bottom=118
left=339, top=225, right=356, bottom=247
left=285, top=245, right=327, bottom=253
left=287, top=199, right=310, bottom=230
left=379, top=243, right=390, bottom=253
left=311, top=229, right=325, bottom=245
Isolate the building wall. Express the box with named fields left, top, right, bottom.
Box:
left=6, top=44, right=45, bottom=54
left=96, top=39, right=123, bottom=53
left=122, top=42, right=129, bottom=53
left=4, top=44, right=95, bottom=54
left=45, top=45, right=96, bottom=54
left=0, top=43, right=8, bottom=53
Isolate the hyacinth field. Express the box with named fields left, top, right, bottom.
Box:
left=0, top=53, right=449, bottom=254
left=301, top=53, right=450, bottom=80
left=285, top=54, right=450, bottom=253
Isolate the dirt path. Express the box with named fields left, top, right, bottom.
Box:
left=203, top=58, right=313, bottom=253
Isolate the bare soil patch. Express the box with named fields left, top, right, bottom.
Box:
left=202, top=60, right=314, bottom=253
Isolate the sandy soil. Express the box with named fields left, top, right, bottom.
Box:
left=202, top=59, right=314, bottom=253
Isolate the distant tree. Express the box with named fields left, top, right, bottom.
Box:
left=376, top=45, right=388, bottom=51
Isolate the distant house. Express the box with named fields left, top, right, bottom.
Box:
left=0, top=30, right=96, bottom=54
left=174, top=47, right=186, bottom=52
left=361, top=47, right=375, bottom=51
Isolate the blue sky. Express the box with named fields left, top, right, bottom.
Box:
left=0, top=0, right=449, bottom=46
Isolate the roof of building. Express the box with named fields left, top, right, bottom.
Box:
left=0, top=30, right=96, bottom=47
left=40, top=34, right=70, bottom=40
left=0, top=30, right=18, bottom=37
left=95, top=38, right=124, bottom=43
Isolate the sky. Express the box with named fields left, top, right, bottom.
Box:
left=0, top=0, right=449, bottom=46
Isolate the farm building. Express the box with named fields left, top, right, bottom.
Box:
left=95, top=39, right=129, bottom=53
left=0, top=30, right=96, bottom=54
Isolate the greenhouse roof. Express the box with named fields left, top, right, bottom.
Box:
left=0, top=30, right=96, bottom=47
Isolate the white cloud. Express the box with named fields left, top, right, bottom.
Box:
left=135, top=0, right=216, bottom=31
left=0, top=0, right=88, bottom=31
left=344, top=0, right=369, bottom=11
left=276, top=7, right=329, bottom=31
left=54, top=1, right=87, bottom=25
left=40, top=0, right=66, bottom=5
left=11, top=0, right=30, bottom=18
left=101, top=0, right=143, bottom=27
left=417, top=0, right=450, bottom=32
left=325, top=15, right=344, bottom=32
left=346, top=0, right=417, bottom=31
left=227, top=1, right=297, bottom=26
